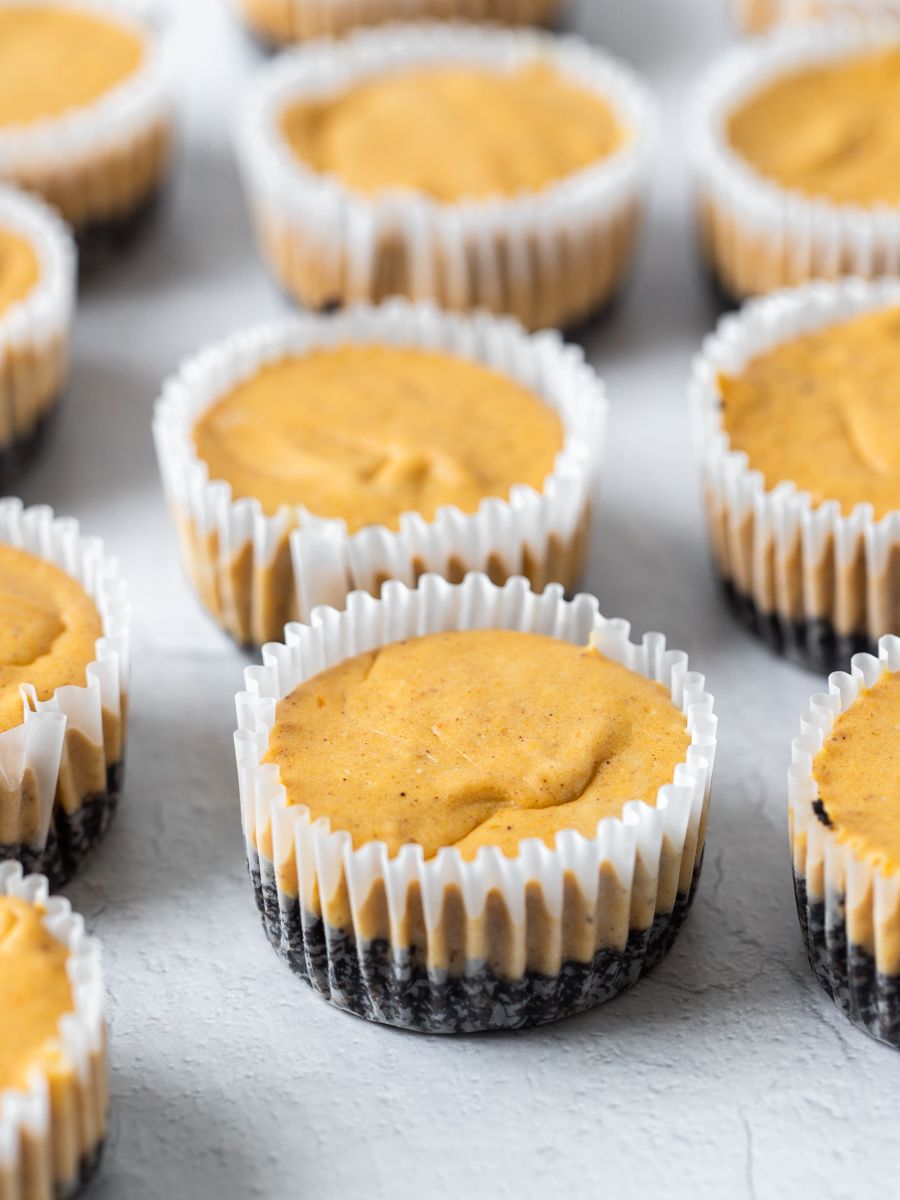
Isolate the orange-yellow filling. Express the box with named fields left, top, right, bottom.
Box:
left=264, top=628, right=690, bottom=860
left=0, top=225, right=39, bottom=320
left=0, top=4, right=144, bottom=128
left=0, top=544, right=102, bottom=734
left=279, top=61, right=627, bottom=202
left=0, top=895, right=74, bottom=1092
left=191, top=344, right=563, bottom=531
left=727, top=47, right=900, bottom=206
left=814, top=668, right=900, bottom=873
left=719, top=304, right=900, bottom=519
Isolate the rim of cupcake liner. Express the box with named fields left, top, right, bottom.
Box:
left=0, top=860, right=105, bottom=1173
left=0, top=185, right=76, bottom=358
left=690, top=276, right=900, bottom=602
left=0, top=0, right=173, bottom=179
left=737, top=0, right=900, bottom=33
left=234, top=21, right=657, bottom=247
left=234, top=572, right=718, bottom=937
left=0, top=499, right=130, bottom=852
left=153, top=298, right=607, bottom=622
left=233, top=0, right=567, bottom=35
left=789, top=634, right=900, bottom=963
left=690, top=17, right=900, bottom=272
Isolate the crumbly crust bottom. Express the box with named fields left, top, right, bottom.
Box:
left=248, top=846, right=703, bottom=1033
left=69, top=1140, right=106, bottom=1200
left=0, top=398, right=60, bottom=477
left=720, top=577, right=871, bottom=674
left=277, top=280, right=625, bottom=338
left=794, top=872, right=900, bottom=1050
left=76, top=184, right=166, bottom=272
left=0, top=763, right=122, bottom=889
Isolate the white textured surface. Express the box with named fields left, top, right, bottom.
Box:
left=17, top=2, right=899, bottom=1197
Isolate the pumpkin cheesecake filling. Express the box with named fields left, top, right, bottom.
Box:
left=0, top=4, right=144, bottom=129
left=191, top=344, right=563, bottom=531
left=0, top=894, right=74, bottom=1093
left=718, top=305, right=900, bottom=520
left=813, top=668, right=900, bottom=872
left=0, top=226, right=39, bottom=319
left=0, top=544, right=102, bottom=734
left=278, top=62, right=627, bottom=202
left=264, top=628, right=690, bottom=861
left=726, top=47, right=900, bottom=206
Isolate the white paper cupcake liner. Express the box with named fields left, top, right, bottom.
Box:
left=690, top=18, right=900, bottom=302
left=153, top=298, right=606, bottom=647
left=234, top=22, right=656, bottom=331
left=0, top=185, right=76, bottom=462
left=0, top=0, right=175, bottom=239
left=690, top=275, right=900, bottom=671
left=0, top=499, right=131, bottom=886
left=233, top=0, right=565, bottom=45
left=234, top=571, right=717, bottom=1033
left=790, top=634, right=900, bottom=1048
left=0, top=861, right=107, bottom=1200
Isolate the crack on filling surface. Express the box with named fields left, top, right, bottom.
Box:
left=277, top=61, right=628, bottom=203
left=0, top=895, right=73, bottom=1092
left=0, top=544, right=102, bottom=734
left=191, top=344, right=563, bottom=531
left=727, top=47, right=900, bottom=205
left=264, top=628, right=690, bottom=860
left=813, top=668, right=900, bottom=871
left=718, top=305, right=900, bottom=519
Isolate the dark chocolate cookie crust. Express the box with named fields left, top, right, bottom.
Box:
left=276, top=281, right=627, bottom=340
left=794, top=871, right=900, bottom=1050
left=0, top=762, right=123, bottom=889
left=76, top=186, right=165, bottom=274
left=0, top=399, right=61, bottom=480
left=721, top=577, right=872, bottom=675
left=248, top=846, right=703, bottom=1033
left=66, top=1138, right=106, bottom=1200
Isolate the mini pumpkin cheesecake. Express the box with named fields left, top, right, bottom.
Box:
left=0, top=1, right=174, bottom=250
left=0, top=863, right=107, bottom=1199
left=0, top=501, right=130, bottom=886
left=236, top=573, right=717, bottom=1033
left=791, top=635, right=900, bottom=1048
left=692, top=22, right=900, bottom=303
left=154, top=302, right=604, bottom=647
left=0, top=186, right=75, bottom=468
left=235, top=24, right=655, bottom=331
left=236, top=0, right=565, bottom=47
left=692, top=276, right=900, bottom=671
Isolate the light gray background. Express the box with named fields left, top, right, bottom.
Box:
left=19, top=1, right=899, bottom=1197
